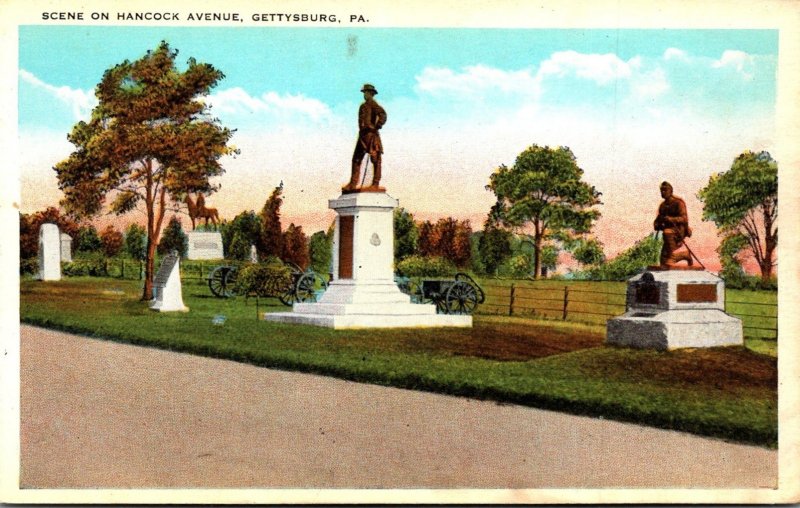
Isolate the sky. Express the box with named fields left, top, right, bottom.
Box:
left=18, top=26, right=778, bottom=272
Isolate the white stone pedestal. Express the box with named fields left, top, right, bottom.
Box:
left=186, top=231, right=224, bottom=260
left=265, top=191, right=472, bottom=329
left=150, top=253, right=188, bottom=312
left=37, top=223, right=61, bottom=281
left=60, top=233, right=73, bottom=263
left=606, top=269, right=743, bottom=350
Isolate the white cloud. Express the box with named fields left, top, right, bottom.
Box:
left=537, top=50, right=635, bottom=85
left=207, top=87, right=332, bottom=123
left=414, top=64, right=540, bottom=98
left=663, top=47, right=689, bottom=61
left=631, top=68, right=670, bottom=99
left=712, top=50, right=755, bottom=78
left=19, top=69, right=97, bottom=121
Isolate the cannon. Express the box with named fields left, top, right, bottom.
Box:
left=207, top=261, right=328, bottom=305
left=396, top=272, right=485, bottom=315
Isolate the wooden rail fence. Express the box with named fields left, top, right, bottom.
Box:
left=479, top=279, right=777, bottom=340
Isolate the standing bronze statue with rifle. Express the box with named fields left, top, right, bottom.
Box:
left=343, top=83, right=387, bottom=193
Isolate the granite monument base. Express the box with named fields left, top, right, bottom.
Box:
left=264, top=191, right=471, bottom=329
left=606, top=269, right=743, bottom=350
left=265, top=279, right=472, bottom=329
left=186, top=231, right=224, bottom=260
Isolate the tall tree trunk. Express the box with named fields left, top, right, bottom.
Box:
left=533, top=230, right=543, bottom=279
left=760, top=204, right=777, bottom=283
left=141, top=160, right=169, bottom=301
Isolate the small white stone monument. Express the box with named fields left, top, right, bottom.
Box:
left=37, top=223, right=61, bottom=281
left=186, top=231, right=224, bottom=260
left=606, top=268, right=743, bottom=350
left=60, top=233, right=73, bottom=263
left=250, top=244, right=258, bottom=263
left=150, top=252, right=188, bottom=312
left=266, top=191, right=471, bottom=329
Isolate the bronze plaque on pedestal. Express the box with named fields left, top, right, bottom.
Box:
left=677, top=283, right=717, bottom=303
left=635, top=283, right=661, bottom=305
left=338, top=216, right=354, bottom=279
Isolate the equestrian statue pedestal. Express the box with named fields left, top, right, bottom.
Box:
left=264, top=190, right=472, bottom=329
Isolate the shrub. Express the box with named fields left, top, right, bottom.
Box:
left=20, top=258, right=38, bottom=275
left=234, top=263, right=293, bottom=297
left=62, top=255, right=108, bottom=276
left=395, top=255, right=457, bottom=277
left=497, top=253, right=533, bottom=278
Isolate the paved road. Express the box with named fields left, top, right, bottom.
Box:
left=20, top=325, right=776, bottom=489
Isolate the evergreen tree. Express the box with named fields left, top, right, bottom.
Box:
left=157, top=216, right=188, bottom=257
left=221, top=210, right=261, bottom=260
left=260, top=182, right=284, bottom=259
left=282, top=223, right=309, bottom=269
left=124, top=224, right=147, bottom=261
left=76, top=225, right=102, bottom=253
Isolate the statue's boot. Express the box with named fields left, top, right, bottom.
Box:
left=370, top=157, right=382, bottom=188
left=343, top=161, right=361, bottom=191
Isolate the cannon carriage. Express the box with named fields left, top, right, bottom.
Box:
left=206, top=260, right=328, bottom=305
left=396, top=272, right=485, bottom=315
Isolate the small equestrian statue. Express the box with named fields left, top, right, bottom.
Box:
left=185, top=193, right=220, bottom=230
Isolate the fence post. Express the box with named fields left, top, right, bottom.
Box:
left=139, top=261, right=143, bottom=280
left=562, top=286, right=569, bottom=320
left=509, top=283, right=516, bottom=316
left=199, top=264, right=203, bottom=280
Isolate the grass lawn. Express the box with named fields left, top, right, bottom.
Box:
left=20, top=276, right=778, bottom=447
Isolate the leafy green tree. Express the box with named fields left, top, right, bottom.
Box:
left=487, top=144, right=602, bottom=278
left=717, top=232, right=749, bottom=287
left=260, top=182, right=284, bottom=259
left=581, top=235, right=661, bottom=280
left=698, top=150, right=777, bottom=282
left=76, top=225, right=102, bottom=253
left=478, top=224, right=512, bottom=275
left=416, top=217, right=472, bottom=268
left=221, top=210, right=261, bottom=260
left=228, top=231, right=253, bottom=261
left=100, top=224, right=124, bottom=257
left=571, top=238, right=606, bottom=266
left=282, top=223, right=309, bottom=269
left=124, top=224, right=147, bottom=260
left=54, top=42, right=237, bottom=299
left=308, top=226, right=334, bottom=275
left=393, top=208, right=418, bottom=263
left=157, top=216, right=188, bottom=257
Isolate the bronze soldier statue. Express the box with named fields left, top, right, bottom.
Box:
left=344, top=83, right=387, bottom=192
left=654, top=181, right=693, bottom=267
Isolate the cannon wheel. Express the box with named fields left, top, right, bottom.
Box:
left=445, top=280, right=479, bottom=315
left=278, top=284, right=296, bottom=306
left=455, top=272, right=485, bottom=304
left=208, top=266, right=237, bottom=298
left=295, top=272, right=328, bottom=303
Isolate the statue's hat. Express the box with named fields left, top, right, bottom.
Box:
left=361, top=83, right=378, bottom=94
